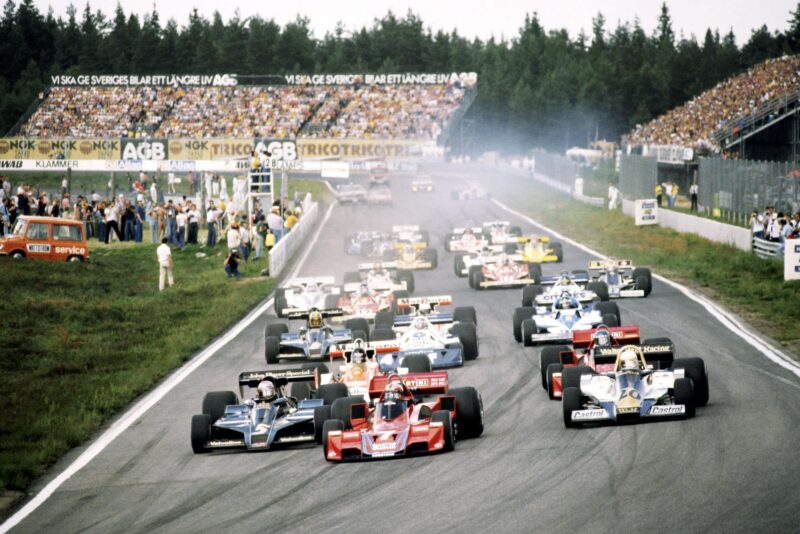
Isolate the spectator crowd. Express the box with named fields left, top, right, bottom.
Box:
left=18, top=81, right=470, bottom=141
left=624, top=55, right=800, bottom=152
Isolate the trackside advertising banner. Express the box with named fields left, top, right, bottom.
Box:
left=634, top=199, right=659, bottom=225
left=785, top=241, right=800, bottom=281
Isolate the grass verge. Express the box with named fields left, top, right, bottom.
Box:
left=497, top=173, right=800, bottom=351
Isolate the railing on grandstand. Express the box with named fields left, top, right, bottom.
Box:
left=6, top=88, right=50, bottom=137
left=439, top=86, right=477, bottom=147
left=752, top=237, right=784, bottom=259
left=712, top=89, right=800, bottom=150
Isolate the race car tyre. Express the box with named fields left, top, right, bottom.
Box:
left=351, top=330, right=368, bottom=343
left=322, top=418, right=345, bottom=456
left=454, top=255, right=466, bottom=277
left=546, top=363, right=564, bottom=400
left=673, top=377, right=696, bottom=418
left=571, top=269, right=590, bottom=280
left=324, top=293, right=340, bottom=310
left=521, top=284, right=544, bottom=307
left=562, top=366, right=594, bottom=391
left=265, top=322, right=288, bottom=339
left=371, top=327, right=396, bottom=342
left=345, top=318, right=370, bottom=339
left=374, top=311, right=395, bottom=330
left=315, top=383, right=349, bottom=405
left=191, top=414, right=212, bottom=453
left=551, top=242, right=564, bottom=262
left=467, top=266, right=481, bottom=289
left=450, top=386, right=484, bottom=439
left=400, top=354, right=433, bottom=373
left=503, top=243, right=518, bottom=254
left=444, top=234, right=454, bottom=252
left=274, top=297, right=288, bottom=318
left=275, top=287, right=286, bottom=300
left=673, top=357, right=709, bottom=407
left=313, top=405, right=332, bottom=444
left=521, top=319, right=537, bottom=347
left=509, top=226, right=522, bottom=236
left=453, top=322, right=479, bottom=360
left=539, top=345, right=570, bottom=389
left=513, top=306, right=535, bottom=342
left=587, top=281, right=610, bottom=302
left=265, top=336, right=281, bottom=365
left=632, top=267, right=653, bottom=296
left=343, top=271, right=361, bottom=284
left=594, top=301, right=621, bottom=324
left=472, top=270, right=485, bottom=290
left=563, top=387, right=583, bottom=428
left=425, top=248, right=438, bottom=269
left=331, top=396, right=365, bottom=429
left=432, top=410, right=455, bottom=452
left=202, top=391, right=239, bottom=422
left=528, top=263, right=543, bottom=284
left=643, top=337, right=675, bottom=368
left=287, top=381, right=311, bottom=400
left=397, top=270, right=415, bottom=294
left=453, top=306, right=477, bottom=325
left=601, top=313, right=620, bottom=327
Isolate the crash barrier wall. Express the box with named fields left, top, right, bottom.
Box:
left=622, top=199, right=752, bottom=251
left=268, top=194, right=319, bottom=277
left=752, top=236, right=783, bottom=259
left=619, top=154, right=658, bottom=200
left=698, top=157, right=800, bottom=225
left=573, top=191, right=605, bottom=207
left=529, top=149, right=576, bottom=190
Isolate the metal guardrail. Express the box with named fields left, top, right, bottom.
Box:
left=712, top=89, right=800, bottom=150
left=752, top=237, right=783, bottom=259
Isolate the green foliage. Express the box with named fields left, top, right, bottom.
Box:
left=0, top=2, right=798, bottom=148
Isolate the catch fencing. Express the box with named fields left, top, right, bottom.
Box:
left=529, top=149, right=576, bottom=190
left=619, top=154, right=658, bottom=200
left=268, top=193, right=319, bottom=276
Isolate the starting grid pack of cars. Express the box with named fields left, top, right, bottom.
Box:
left=189, top=176, right=709, bottom=462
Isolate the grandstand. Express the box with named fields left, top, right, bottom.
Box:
left=14, top=76, right=475, bottom=145
left=623, top=55, right=800, bottom=163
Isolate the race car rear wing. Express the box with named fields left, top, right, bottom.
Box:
left=588, top=259, right=634, bottom=270
left=395, top=295, right=453, bottom=314
left=572, top=325, right=641, bottom=349
left=358, top=261, right=398, bottom=272
left=238, top=368, right=317, bottom=397
left=391, top=225, right=420, bottom=233
left=495, top=235, right=550, bottom=244
left=284, top=276, right=337, bottom=289
left=285, top=308, right=344, bottom=320
left=393, top=242, right=427, bottom=250
left=330, top=339, right=400, bottom=358
left=590, top=341, right=675, bottom=365
left=449, top=226, right=484, bottom=235
left=482, top=220, right=510, bottom=228
left=540, top=273, right=590, bottom=285
left=369, top=371, right=449, bottom=397
left=481, top=254, right=526, bottom=264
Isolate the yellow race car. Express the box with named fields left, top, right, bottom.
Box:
left=503, top=235, right=563, bottom=263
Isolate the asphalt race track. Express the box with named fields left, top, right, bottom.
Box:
left=6, top=165, right=800, bottom=533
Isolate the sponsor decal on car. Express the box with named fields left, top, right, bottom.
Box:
left=649, top=405, right=686, bottom=416
left=571, top=409, right=607, bottom=421
left=371, top=442, right=397, bottom=451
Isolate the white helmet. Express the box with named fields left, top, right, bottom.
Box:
left=618, top=347, right=641, bottom=371
left=257, top=380, right=276, bottom=400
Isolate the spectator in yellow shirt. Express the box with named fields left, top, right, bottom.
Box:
left=284, top=210, right=299, bottom=232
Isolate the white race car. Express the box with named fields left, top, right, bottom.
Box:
left=588, top=259, right=653, bottom=299
left=512, top=292, right=621, bottom=345
left=274, top=277, right=341, bottom=318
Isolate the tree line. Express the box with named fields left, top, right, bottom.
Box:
left=1, top=0, right=800, bottom=152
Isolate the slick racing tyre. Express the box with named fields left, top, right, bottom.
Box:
left=594, top=301, right=621, bottom=324
left=632, top=267, right=653, bottom=296
left=425, top=248, right=438, bottom=269
left=274, top=297, right=288, bottom=318
left=345, top=318, right=370, bottom=340
left=324, top=293, right=340, bottom=309
left=331, top=396, right=365, bottom=429
left=453, top=305, right=477, bottom=325
left=522, top=284, right=544, bottom=307
left=561, top=366, right=595, bottom=391
left=673, top=357, right=709, bottom=406
left=371, top=327, right=396, bottom=342
left=287, top=381, right=311, bottom=400
left=472, top=270, right=486, bottom=290
left=450, top=387, right=483, bottom=439
left=374, top=311, right=395, bottom=330
left=551, top=242, right=564, bottom=262
left=397, top=270, right=415, bottom=294
left=265, top=322, right=289, bottom=339
left=454, top=255, right=467, bottom=277
left=587, top=281, right=610, bottom=302
left=313, top=405, right=332, bottom=444
left=202, top=391, right=239, bottom=422
left=513, top=306, right=534, bottom=342
left=265, top=336, right=281, bottom=365
left=452, top=322, right=479, bottom=360
left=562, top=387, right=583, bottom=428
left=521, top=319, right=537, bottom=347
left=468, top=266, right=481, bottom=289
left=673, top=378, right=696, bottom=418
left=315, top=383, right=349, bottom=406
left=539, top=345, right=569, bottom=389
left=191, top=414, right=212, bottom=453
left=343, top=271, right=361, bottom=284
left=400, top=354, right=433, bottom=373
left=528, top=263, right=542, bottom=284
left=601, top=313, right=620, bottom=327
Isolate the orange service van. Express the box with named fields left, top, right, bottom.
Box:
left=0, top=216, right=90, bottom=262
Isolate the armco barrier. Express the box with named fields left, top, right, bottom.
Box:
left=752, top=237, right=783, bottom=259
left=622, top=199, right=752, bottom=251
left=268, top=195, right=319, bottom=276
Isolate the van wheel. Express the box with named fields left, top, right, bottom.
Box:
left=67, top=256, right=84, bottom=263
left=10, top=251, right=24, bottom=259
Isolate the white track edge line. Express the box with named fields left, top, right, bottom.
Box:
left=0, top=202, right=337, bottom=533
left=491, top=198, right=800, bottom=379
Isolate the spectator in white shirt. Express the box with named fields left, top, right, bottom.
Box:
left=175, top=206, right=187, bottom=249
left=266, top=206, right=284, bottom=242
left=156, top=237, right=174, bottom=291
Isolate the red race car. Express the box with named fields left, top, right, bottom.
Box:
left=469, top=253, right=538, bottom=290
left=540, top=325, right=675, bottom=399
left=320, top=374, right=483, bottom=461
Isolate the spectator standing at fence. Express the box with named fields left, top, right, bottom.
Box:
left=134, top=201, right=145, bottom=243
left=607, top=183, right=620, bottom=210
left=239, top=221, right=251, bottom=261
left=104, top=201, right=123, bottom=244
left=750, top=211, right=765, bottom=239
left=157, top=237, right=174, bottom=291
left=252, top=216, right=266, bottom=259
left=206, top=201, right=220, bottom=247
left=122, top=200, right=136, bottom=241
left=768, top=213, right=783, bottom=242
left=0, top=198, right=10, bottom=236
left=175, top=206, right=187, bottom=249
left=267, top=206, right=284, bottom=242
left=165, top=200, right=177, bottom=244
left=663, top=182, right=672, bottom=208
left=187, top=203, right=199, bottom=244
left=284, top=209, right=299, bottom=232
left=655, top=183, right=663, bottom=207
left=147, top=202, right=159, bottom=244
left=689, top=183, right=699, bottom=211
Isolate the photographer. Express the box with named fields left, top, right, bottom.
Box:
left=224, top=248, right=242, bottom=279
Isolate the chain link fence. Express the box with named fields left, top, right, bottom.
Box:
left=530, top=148, right=576, bottom=189
left=698, top=157, right=800, bottom=225
left=619, top=154, right=657, bottom=200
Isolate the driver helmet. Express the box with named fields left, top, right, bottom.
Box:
left=308, top=309, right=323, bottom=329
left=557, top=292, right=577, bottom=310
left=256, top=380, right=276, bottom=401
left=592, top=329, right=612, bottom=347
left=619, top=347, right=641, bottom=371
left=412, top=316, right=428, bottom=330
left=384, top=380, right=404, bottom=402
left=351, top=347, right=366, bottom=365
left=605, top=259, right=617, bottom=273
left=358, top=283, right=370, bottom=297
left=498, top=253, right=510, bottom=265
left=463, top=227, right=474, bottom=235
left=558, top=274, right=572, bottom=286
